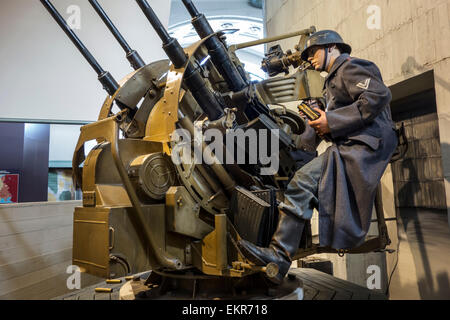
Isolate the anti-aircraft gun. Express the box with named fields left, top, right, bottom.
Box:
left=40, top=0, right=393, bottom=299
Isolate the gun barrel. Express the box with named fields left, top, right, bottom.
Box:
left=181, top=0, right=247, bottom=91
left=135, top=0, right=187, bottom=68
left=89, top=0, right=145, bottom=70
left=89, top=0, right=131, bottom=52
left=135, top=0, right=171, bottom=44
left=135, top=0, right=224, bottom=121
left=181, top=0, right=200, bottom=20
left=40, top=0, right=119, bottom=96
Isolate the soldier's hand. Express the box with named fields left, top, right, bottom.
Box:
left=308, top=108, right=331, bottom=137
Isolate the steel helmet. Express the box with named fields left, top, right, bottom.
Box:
left=300, top=30, right=352, bottom=61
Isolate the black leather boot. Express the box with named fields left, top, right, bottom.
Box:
left=237, top=210, right=305, bottom=284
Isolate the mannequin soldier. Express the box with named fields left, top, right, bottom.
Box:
left=238, top=30, right=398, bottom=283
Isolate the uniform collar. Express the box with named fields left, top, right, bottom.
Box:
left=323, top=53, right=351, bottom=88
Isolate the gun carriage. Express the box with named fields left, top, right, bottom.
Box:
left=40, top=0, right=392, bottom=299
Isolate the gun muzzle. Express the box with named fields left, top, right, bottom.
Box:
left=89, top=0, right=145, bottom=70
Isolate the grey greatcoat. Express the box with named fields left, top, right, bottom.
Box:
left=313, top=53, right=397, bottom=249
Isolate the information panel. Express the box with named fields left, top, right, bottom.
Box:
left=0, top=172, right=19, bottom=203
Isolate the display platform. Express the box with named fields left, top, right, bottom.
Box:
left=54, top=268, right=386, bottom=300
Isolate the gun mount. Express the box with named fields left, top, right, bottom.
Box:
left=40, top=0, right=393, bottom=299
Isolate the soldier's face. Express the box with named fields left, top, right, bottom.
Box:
left=307, top=46, right=326, bottom=71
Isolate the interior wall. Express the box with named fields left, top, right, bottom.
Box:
left=0, top=123, right=50, bottom=203
left=391, top=94, right=445, bottom=209
left=0, top=0, right=171, bottom=122
left=389, top=75, right=450, bottom=299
